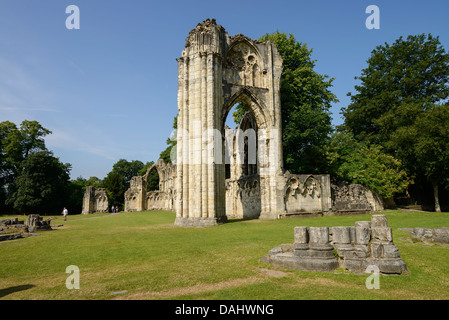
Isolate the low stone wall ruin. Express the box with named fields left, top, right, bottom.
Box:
left=0, top=214, right=52, bottom=242
left=81, top=186, right=109, bottom=214
left=262, top=214, right=408, bottom=275
left=407, top=227, right=449, bottom=244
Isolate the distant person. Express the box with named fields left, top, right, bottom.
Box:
left=111, top=205, right=115, bottom=213
left=62, top=207, right=68, bottom=221
left=115, top=205, right=119, bottom=213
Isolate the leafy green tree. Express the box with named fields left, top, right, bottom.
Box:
left=326, top=131, right=410, bottom=199
left=19, top=120, right=52, bottom=158
left=1, top=120, right=53, bottom=212
left=231, top=102, right=249, bottom=125
left=102, top=159, right=144, bottom=207
left=0, top=121, right=20, bottom=206
left=147, top=169, right=160, bottom=191
left=66, top=177, right=88, bottom=214
left=86, top=176, right=103, bottom=189
left=8, top=151, right=71, bottom=214
left=341, top=34, right=449, bottom=208
left=102, top=171, right=126, bottom=208
left=110, top=159, right=144, bottom=185
left=391, top=104, right=449, bottom=211
left=1, top=120, right=52, bottom=173
left=342, top=34, right=449, bottom=146
left=258, top=32, right=338, bottom=173
left=136, top=161, right=159, bottom=191
left=137, top=161, right=154, bottom=176
left=1, top=121, right=23, bottom=183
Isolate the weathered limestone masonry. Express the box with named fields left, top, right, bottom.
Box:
left=81, top=186, right=109, bottom=214
left=262, top=214, right=408, bottom=274
left=124, top=159, right=176, bottom=212
left=174, top=19, right=284, bottom=226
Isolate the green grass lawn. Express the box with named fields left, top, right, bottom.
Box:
left=1, top=210, right=448, bottom=300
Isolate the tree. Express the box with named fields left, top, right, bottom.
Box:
left=8, top=151, right=71, bottom=214
left=0, top=121, right=20, bottom=206
left=137, top=161, right=154, bottom=176
left=110, top=159, right=144, bottom=186
left=1, top=120, right=53, bottom=212
left=1, top=121, right=23, bottom=184
left=258, top=32, right=338, bottom=173
left=19, top=120, right=52, bottom=158
left=147, top=169, right=160, bottom=191
left=231, top=102, right=249, bottom=125
left=326, top=131, right=410, bottom=199
left=1, top=120, right=52, bottom=172
left=102, top=171, right=126, bottom=207
left=102, top=159, right=144, bottom=207
left=136, top=161, right=159, bottom=191
left=341, top=33, right=449, bottom=209
left=66, top=177, right=88, bottom=214
left=391, top=104, right=449, bottom=211
left=342, top=34, right=449, bottom=146
left=86, top=176, right=103, bottom=189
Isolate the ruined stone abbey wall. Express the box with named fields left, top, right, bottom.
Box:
left=116, top=20, right=384, bottom=223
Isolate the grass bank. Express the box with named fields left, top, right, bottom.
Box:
left=1, top=210, right=448, bottom=300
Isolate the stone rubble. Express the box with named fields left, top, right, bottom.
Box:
left=262, top=214, right=408, bottom=275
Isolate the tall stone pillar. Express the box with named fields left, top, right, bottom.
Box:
left=174, top=19, right=229, bottom=226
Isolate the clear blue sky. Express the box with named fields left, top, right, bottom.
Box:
left=1, top=0, right=448, bottom=179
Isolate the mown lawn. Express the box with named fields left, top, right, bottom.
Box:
left=0, top=210, right=448, bottom=300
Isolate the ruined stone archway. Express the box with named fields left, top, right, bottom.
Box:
left=121, top=19, right=378, bottom=224
left=174, top=19, right=284, bottom=226
left=124, top=158, right=176, bottom=212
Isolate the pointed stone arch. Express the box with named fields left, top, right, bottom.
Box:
left=221, top=87, right=273, bottom=131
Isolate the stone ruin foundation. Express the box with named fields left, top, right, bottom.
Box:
left=25, top=214, right=53, bottom=232
left=262, top=214, right=408, bottom=275
left=82, top=186, right=109, bottom=214
left=0, top=214, right=52, bottom=242
left=400, top=227, right=449, bottom=244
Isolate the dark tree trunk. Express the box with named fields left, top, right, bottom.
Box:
left=432, top=180, right=441, bottom=212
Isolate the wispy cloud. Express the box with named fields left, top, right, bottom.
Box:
left=0, top=56, right=58, bottom=122
left=0, top=106, right=59, bottom=112
left=45, top=128, right=117, bottom=161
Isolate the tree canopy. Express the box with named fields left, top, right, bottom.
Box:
left=341, top=33, right=449, bottom=210
left=1, top=120, right=67, bottom=214
left=342, top=34, right=449, bottom=146
left=8, top=151, right=71, bottom=214
left=326, top=131, right=410, bottom=199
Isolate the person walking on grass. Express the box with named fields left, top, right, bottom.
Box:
left=62, top=207, right=68, bottom=221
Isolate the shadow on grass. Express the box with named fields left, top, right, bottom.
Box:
left=0, top=284, right=35, bottom=298
left=226, top=218, right=259, bottom=224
